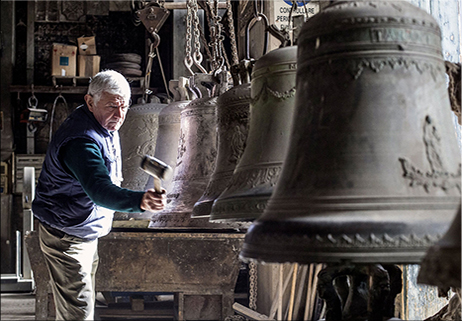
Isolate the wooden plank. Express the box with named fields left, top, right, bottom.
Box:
left=303, top=264, right=314, bottom=321
left=269, top=264, right=294, bottom=320
left=287, top=263, right=298, bottom=321
left=292, top=265, right=308, bottom=320
left=233, top=303, right=275, bottom=321
left=277, top=265, right=283, bottom=321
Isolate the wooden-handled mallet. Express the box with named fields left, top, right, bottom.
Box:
left=140, top=155, right=172, bottom=193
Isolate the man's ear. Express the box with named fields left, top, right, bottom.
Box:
left=84, top=94, right=94, bottom=112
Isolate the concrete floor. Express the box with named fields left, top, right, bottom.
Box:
left=1, top=292, right=176, bottom=321
left=1, top=293, right=35, bottom=321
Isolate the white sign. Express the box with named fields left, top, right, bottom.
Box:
left=273, top=0, right=319, bottom=31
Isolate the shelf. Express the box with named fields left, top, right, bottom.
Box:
left=9, top=85, right=152, bottom=96
left=9, top=85, right=87, bottom=94
left=10, top=76, right=150, bottom=95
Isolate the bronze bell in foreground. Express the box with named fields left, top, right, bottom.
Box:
left=144, top=78, right=190, bottom=193
left=418, top=205, right=461, bottom=289
left=192, top=61, right=252, bottom=218
left=149, top=73, right=232, bottom=229
left=210, top=46, right=297, bottom=222
left=241, top=1, right=461, bottom=264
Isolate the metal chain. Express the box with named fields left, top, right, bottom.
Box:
left=185, top=0, right=194, bottom=74
left=192, top=0, right=207, bottom=73
left=215, top=3, right=225, bottom=73
left=203, top=1, right=217, bottom=71
left=249, top=262, right=258, bottom=311
left=144, top=42, right=157, bottom=101
left=226, top=0, right=239, bottom=66
left=253, top=0, right=263, bottom=16
left=206, top=0, right=225, bottom=73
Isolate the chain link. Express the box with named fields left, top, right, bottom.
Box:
left=253, top=0, right=264, bottom=16
left=249, top=262, right=258, bottom=311
left=206, top=0, right=225, bottom=73
left=192, top=0, right=207, bottom=73
left=203, top=1, right=217, bottom=71
left=185, top=0, right=194, bottom=74
left=185, top=0, right=207, bottom=74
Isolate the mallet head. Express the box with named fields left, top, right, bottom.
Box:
left=140, top=155, right=172, bottom=192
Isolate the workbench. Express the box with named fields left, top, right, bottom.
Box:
left=25, top=229, right=245, bottom=320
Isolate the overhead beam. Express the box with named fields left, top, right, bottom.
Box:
left=163, top=2, right=227, bottom=10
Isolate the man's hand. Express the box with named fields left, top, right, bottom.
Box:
left=140, top=188, right=166, bottom=211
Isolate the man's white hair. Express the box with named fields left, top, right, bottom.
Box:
left=87, top=70, right=131, bottom=105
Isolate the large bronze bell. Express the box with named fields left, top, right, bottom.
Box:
left=210, top=46, right=297, bottom=221
left=119, top=101, right=166, bottom=191
left=149, top=73, right=231, bottom=228
left=145, top=78, right=190, bottom=192
left=192, top=62, right=252, bottom=218
left=418, top=204, right=461, bottom=289
left=241, top=1, right=461, bottom=264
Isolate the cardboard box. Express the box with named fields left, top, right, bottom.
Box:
left=78, top=55, right=101, bottom=77
left=52, top=43, right=77, bottom=76
left=78, top=36, right=97, bottom=55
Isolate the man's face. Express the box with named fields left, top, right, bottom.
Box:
left=85, top=91, right=130, bottom=131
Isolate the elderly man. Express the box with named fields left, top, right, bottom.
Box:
left=32, top=70, right=165, bottom=320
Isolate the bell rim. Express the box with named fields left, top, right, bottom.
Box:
left=239, top=219, right=450, bottom=265
left=210, top=194, right=270, bottom=222
left=191, top=200, right=213, bottom=218
left=239, top=249, right=429, bottom=265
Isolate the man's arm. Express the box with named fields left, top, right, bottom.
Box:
left=61, top=138, right=163, bottom=212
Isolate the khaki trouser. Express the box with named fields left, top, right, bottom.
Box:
left=38, top=222, right=99, bottom=321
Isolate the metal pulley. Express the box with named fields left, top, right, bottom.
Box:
left=20, top=93, right=48, bottom=124
left=136, top=2, right=170, bottom=47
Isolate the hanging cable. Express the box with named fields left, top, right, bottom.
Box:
left=49, top=88, right=67, bottom=142
left=156, top=46, right=171, bottom=101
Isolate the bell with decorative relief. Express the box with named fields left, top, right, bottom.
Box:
left=240, top=0, right=461, bottom=265
left=119, top=101, right=166, bottom=191
left=210, top=46, right=298, bottom=222
left=192, top=61, right=252, bottom=218
left=149, top=73, right=234, bottom=229
left=144, top=78, right=191, bottom=193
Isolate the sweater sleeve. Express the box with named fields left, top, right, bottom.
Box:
left=60, top=138, right=145, bottom=213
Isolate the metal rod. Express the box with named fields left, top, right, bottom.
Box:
left=163, top=2, right=227, bottom=10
